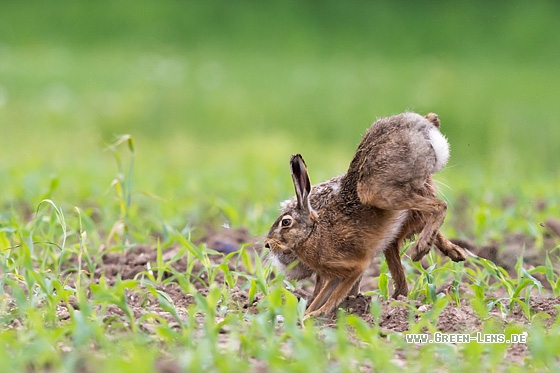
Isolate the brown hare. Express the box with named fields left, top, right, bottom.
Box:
left=264, top=112, right=467, bottom=317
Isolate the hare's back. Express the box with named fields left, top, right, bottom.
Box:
left=351, top=112, right=449, bottom=205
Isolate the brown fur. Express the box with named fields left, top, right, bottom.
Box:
left=265, top=112, right=466, bottom=316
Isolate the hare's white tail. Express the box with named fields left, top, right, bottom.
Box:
left=428, top=127, right=450, bottom=172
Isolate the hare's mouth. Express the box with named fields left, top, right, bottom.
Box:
left=264, top=240, right=292, bottom=254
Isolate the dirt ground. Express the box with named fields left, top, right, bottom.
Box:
left=64, top=221, right=560, bottom=367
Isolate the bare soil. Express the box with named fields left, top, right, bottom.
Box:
left=59, top=221, right=560, bottom=368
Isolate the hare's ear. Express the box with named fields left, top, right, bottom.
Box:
left=290, top=154, right=317, bottom=219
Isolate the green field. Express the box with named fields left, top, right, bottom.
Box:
left=1, top=1, right=560, bottom=371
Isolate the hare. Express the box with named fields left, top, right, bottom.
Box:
left=264, top=112, right=467, bottom=317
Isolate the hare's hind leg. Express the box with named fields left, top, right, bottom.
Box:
left=384, top=240, right=408, bottom=298
left=375, top=193, right=447, bottom=262
left=433, top=231, right=467, bottom=262
left=408, top=197, right=447, bottom=262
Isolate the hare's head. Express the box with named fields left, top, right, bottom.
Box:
left=265, top=154, right=318, bottom=255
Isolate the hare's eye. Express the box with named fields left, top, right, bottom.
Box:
left=281, top=218, right=293, bottom=228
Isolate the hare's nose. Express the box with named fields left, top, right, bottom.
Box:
left=264, top=242, right=271, bottom=249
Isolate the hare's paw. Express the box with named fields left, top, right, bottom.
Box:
left=434, top=232, right=468, bottom=262
left=391, top=283, right=408, bottom=299
left=303, top=309, right=321, bottom=319
left=442, top=242, right=467, bottom=262
left=409, top=239, right=433, bottom=262
left=303, top=308, right=331, bottom=320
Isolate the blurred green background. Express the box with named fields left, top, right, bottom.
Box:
left=1, top=0, right=559, bottom=237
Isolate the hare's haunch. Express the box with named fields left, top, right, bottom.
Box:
left=265, top=112, right=467, bottom=317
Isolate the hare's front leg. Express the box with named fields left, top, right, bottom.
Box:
left=306, top=277, right=339, bottom=314
left=306, top=271, right=363, bottom=317
left=348, top=275, right=362, bottom=296
left=308, top=274, right=326, bottom=306
left=308, top=274, right=361, bottom=306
